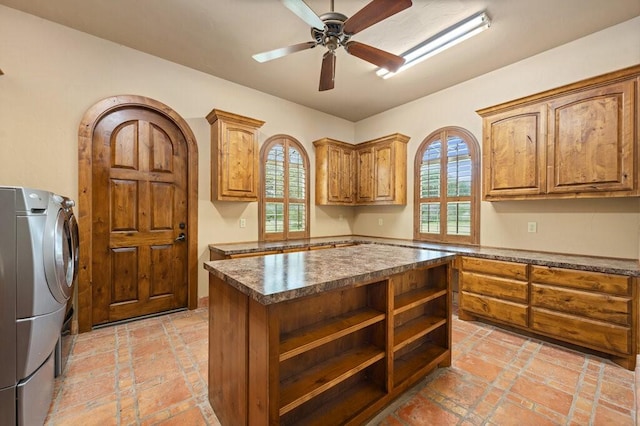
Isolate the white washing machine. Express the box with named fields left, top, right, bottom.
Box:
left=0, top=187, right=78, bottom=426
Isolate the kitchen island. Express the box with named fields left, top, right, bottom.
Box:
left=204, top=244, right=455, bottom=425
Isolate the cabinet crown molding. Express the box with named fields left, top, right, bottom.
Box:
left=313, top=133, right=411, bottom=148
left=358, top=133, right=410, bottom=147
left=206, top=108, right=265, bottom=128
left=477, top=64, right=640, bottom=116
left=312, top=138, right=354, bottom=148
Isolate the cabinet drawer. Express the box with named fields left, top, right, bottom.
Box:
left=531, top=284, right=631, bottom=326
left=461, top=257, right=528, bottom=280
left=461, top=271, right=528, bottom=303
left=531, top=307, right=630, bottom=355
left=460, top=292, right=528, bottom=327
left=531, top=266, right=630, bottom=296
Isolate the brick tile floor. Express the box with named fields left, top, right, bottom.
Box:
left=45, top=307, right=638, bottom=425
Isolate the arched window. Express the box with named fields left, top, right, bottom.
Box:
left=259, top=135, right=310, bottom=241
left=414, top=127, right=480, bottom=245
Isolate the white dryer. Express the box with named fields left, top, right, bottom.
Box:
left=0, top=187, right=78, bottom=426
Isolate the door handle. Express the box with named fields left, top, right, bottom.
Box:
left=175, top=233, right=186, bottom=242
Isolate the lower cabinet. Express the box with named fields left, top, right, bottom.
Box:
left=458, top=257, right=529, bottom=327
left=458, top=257, right=637, bottom=369
left=529, top=266, right=634, bottom=365
left=209, top=261, right=451, bottom=425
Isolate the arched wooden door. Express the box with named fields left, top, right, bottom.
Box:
left=78, top=96, right=198, bottom=331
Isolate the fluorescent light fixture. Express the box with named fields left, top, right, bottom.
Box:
left=378, top=11, right=491, bottom=79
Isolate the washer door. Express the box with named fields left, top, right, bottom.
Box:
left=67, top=212, right=79, bottom=286
left=44, top=208, right=78, bottom=304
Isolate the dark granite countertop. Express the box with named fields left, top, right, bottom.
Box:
left=204, top=244, right=455, bottom=305
left=208, top=236, right=640, bottom=277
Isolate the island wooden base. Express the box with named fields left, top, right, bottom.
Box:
left=208, top=261, right=451, bottom=425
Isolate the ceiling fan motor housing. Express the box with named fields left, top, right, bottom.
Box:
left=312, top=12, right=351, bottom=51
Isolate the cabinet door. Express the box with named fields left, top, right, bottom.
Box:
left=357, top=148, right=374, bottom=202
left=339, top=148, right=355, bottom=203
left=218, top=121, right=259, bottom=199
left=373, top=143, right=395, bottom=201
left=547, top=80, right=636, bottom=194
left=482, top=104, right=547, bottom=199
left=327, top=145, right=343, bottom=203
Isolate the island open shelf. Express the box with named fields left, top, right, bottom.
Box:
left=204, top=244, right=454, bottom=425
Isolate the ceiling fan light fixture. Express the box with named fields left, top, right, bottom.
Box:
left=255, top=0, right=413, bottom=90
left=377, top=11, right=491, bottom=79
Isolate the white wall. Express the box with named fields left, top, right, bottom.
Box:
left=354, top=16, right=640, bottom=260
left=0, top=5, right=355, bottom=300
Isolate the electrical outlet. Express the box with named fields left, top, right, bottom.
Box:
left=527, top=222, right=537, bottom=233
left=378, top=218, right=384, bottom=226
left=239, top=218, right=246, bottom=228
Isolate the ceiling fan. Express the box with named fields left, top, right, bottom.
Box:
left=252, top=0, right=412, bottom=91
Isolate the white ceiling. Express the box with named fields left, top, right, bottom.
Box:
left=2, top=0, right=639, bottom=121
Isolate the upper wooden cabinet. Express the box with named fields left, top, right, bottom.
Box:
left=314, top=133, right=409, bottom=206
left=356, top=134, right=409, bottom=205
left=206, top=109, right=265, bottom=201
left=478, top=65, right=640, bottom=201
left=313, top=138, right=355, bottom=205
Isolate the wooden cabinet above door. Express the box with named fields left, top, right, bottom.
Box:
left=207, top=109, right=265, bottom=201
left=478, top=65, right=640, bottom=201
left=314, top=133, right=409, bottom=206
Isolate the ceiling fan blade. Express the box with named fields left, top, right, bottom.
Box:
left=252, top=41, right=317, bottom=63
left=343, top=0, right=412, bottom=35
left=281, top=0, right=325, bottom=30
left=319, top=51, right=336, bottom=91
left=344, top=41, right=405, bottom=72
